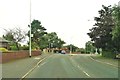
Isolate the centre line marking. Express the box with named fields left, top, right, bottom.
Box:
left=77, top=65, right=91, bottom=77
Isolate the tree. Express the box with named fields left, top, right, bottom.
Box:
left=39, top=32, right=65, bottom=50
left=112, top=5, right=120, bottom=52
left=87, top=5, right=114, bottom=51
left=3, top=28, right=26, bottom=50
left=85, top=41, right=95, bottom=54
left=47, top=32, right=66, bottom=49
left=28, top=20, right=47, bottom=49
left=28, top=20, right=65, bottom=50
left=78, top=48, right=86, bottom=54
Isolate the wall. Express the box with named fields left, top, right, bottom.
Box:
left=0, top=50, right=41, bottom=63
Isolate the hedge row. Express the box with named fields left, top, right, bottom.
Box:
left=102, top=51, right=116, bottom=58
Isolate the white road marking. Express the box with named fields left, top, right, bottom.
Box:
left=21, top=58, right=45, bottom=79
left=83, top=71, right=90, bottom=77
left=37, top=60, right=47, bottom=67
left=70, top=57, right=91, bottom=77
left=41, top=62, right=47, bottom=66
left=21, top=55, right=53, bottom=80
left=34, top=57, right=40, bottom=60
left=89, top=56, right=95, bottom=61
left=77, top=65, right=91, bottom=77
left=77, top=65, right=80, bottom=68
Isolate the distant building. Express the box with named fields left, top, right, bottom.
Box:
left=0, top=37, right=10, bottom=49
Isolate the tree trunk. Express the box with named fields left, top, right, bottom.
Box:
left=15, top=42, right=19, bottom=50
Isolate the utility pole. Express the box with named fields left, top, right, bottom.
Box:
left=29, top=0, right=32, bottom=57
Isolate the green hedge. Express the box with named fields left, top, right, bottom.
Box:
left=10, top=46, right=18, bottom=50
left=80, top=50, right=85, bottom=54
left=102, top=51, right=116, bottom=58
left=21, top=45, right=29, bottom=50
left=0, top=48, right=8, bottom=52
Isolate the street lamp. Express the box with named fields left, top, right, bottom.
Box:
left=29, top=0, right=32, bottom=57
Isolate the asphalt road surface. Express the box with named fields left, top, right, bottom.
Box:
left=25, top=54, right=118, bottom=78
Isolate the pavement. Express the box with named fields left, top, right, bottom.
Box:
left=2, top=52, right=52, bottom=78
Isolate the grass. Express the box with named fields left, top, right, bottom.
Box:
left=91, top=54, right=118, bottom=67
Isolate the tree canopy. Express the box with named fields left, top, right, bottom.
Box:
left=112, top=5, right=120, bottom=52
left=85, top=41, right=95, bottom=53
left=87, top=4, right=120, bottom=58
left=28, top=20, right=65, bottom=50
left=87, top=5, right=114, bottom=51
left=28, top=20, right=47, bottom=49
left=39, top=32, right=65, bottom=50
left=3, top=28, right=26, bottom=50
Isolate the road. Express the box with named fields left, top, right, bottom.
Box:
left=24, top=54, right=118, bottom=78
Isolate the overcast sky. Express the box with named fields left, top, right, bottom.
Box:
left=0, top=0, right=119, bottom=48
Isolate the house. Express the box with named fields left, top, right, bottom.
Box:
left=0, top=37, right=10, bottom=49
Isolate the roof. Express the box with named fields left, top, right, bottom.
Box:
left=0, top=37, right=10, bottom=43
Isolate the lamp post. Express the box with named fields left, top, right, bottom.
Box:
left=29, top=0, right=32, bottom=57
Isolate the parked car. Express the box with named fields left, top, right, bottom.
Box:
left=61, top=50, right=66, bottom=54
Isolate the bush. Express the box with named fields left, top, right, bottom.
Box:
left=80, top=49, right=86, bottom=54
left=86, top=51, right=90, bottom=54
left=10, top=46, right=18, bottom=50
left=102, top=51, right=116, bottom=58
left=21, top=45, right=29, bottom=50
left=80, top=50, right=86, bottom=54
left=0, top=48, right=8, bottom=52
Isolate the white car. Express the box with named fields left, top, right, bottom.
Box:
left=61, top=50, right=66, bottom=54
